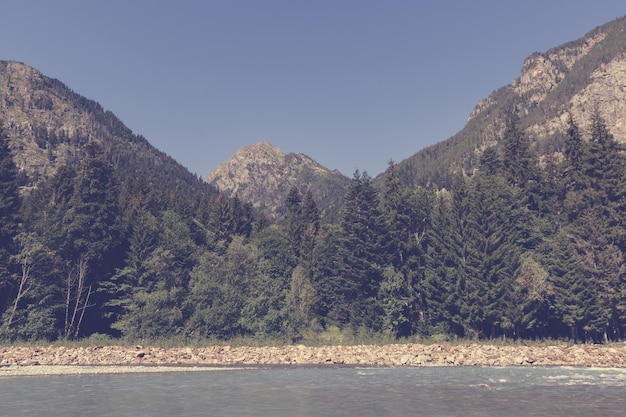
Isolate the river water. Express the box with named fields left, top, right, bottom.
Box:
left=2, top=366, right=625, bottom=416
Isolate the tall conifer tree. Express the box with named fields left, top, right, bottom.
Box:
left=336, top=171, right=388, bottom=329
left=0, top=126, right=20, bottom=315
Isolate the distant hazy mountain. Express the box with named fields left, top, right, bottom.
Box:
left=206, top=141, right=349, bottom=221
left=392, top=15, right=626, bottom=189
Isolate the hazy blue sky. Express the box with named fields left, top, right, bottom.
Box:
left=1, top=1, right=624, bottom=177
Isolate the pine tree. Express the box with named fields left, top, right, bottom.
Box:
left=299, top=189, right=321, bottom=267
left=208, top=193, right=254, bottom=243
left=379, top=162, right=432, bottom=336
left=423, top=175, right=473, bottom=338
left=478, top=146, right=501, bottom=177
left=423, top=192, right=462, bottom=336
left=541, top=232, right=586, bottom=341
left=564, top=115, right=585, bottom=176
left=284, top=186, right=303, bottom=257
left=587, top=112, right=626, bottom=249
left=111, top=210, right=194, bottom=339
left=64, top=142, right=121, bottom=268
left=335, top=171, right=388, bottom=329
left=309, top=224, right=346, bottom=324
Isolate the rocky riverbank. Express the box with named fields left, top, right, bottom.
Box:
left=2, top=342, right=626, bottom=375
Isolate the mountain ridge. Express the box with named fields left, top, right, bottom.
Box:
left=391, top=15, right=626, bottom=189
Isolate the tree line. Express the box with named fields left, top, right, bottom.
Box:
left=1, top=110, right=626, bottom=343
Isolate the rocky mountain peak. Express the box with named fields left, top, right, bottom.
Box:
left=206, top=141, right=348, bottom=219
left=235, top=140, right=285, bottom=163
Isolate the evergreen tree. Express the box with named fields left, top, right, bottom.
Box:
left=424, top=174, right=478, bottom=338
left=299, top=189, right=321, bottom=263
left=208, top=192, right=235, bottom=242
left=111, top=210, right=194, bottom=339
left=379, top=162, right=432, bottom=336
left=19, top=143, right=123, bottom=338
left=291, top=189, right=321, bottom=333
left=564, top=115, right=585, bottom=175
left=336, top=171, right=388, bottom=329
left=587, top=112, right=626, bottom=249
left=540, top=232, right=587, bottom=341
left=207, top=193, right=253, bottom=243
left=423, top=192, right=461, bottom=335
left=309, top=224, right=345, bottom=325
left=63, top=143, right=122, bottom=268
left=475, top=171, right=533, bottom=338
left=569, top=210, right=622, bottom=342
left=284, top=186, right=303, bottom=257
left=0, top=127, right=20, bottom=315
left=501, top=109, right=537, bottom=188
left=558, top=113, right=626, bottom=341
left=283, top=186, right=320, bottom=264
left=478, top=146, right=501, bottom=177
left=62, top=143, right=123, bottom=337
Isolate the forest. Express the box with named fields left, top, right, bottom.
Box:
left=1, top=109, right=626, bottom=344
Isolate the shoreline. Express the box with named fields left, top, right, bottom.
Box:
left=2, top=342, right=626, bottom=376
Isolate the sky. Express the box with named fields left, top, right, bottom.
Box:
left=1, top=1, right=624, bottom=178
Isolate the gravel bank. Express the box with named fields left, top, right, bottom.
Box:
left=0, top=364, right=236, bottom=377
left=2, top=343, right=626, bottom=376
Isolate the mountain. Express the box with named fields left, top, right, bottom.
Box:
left=207, top=16, right=626, bottom=210
left=206, top=141, right=349, bottom=221
left=0, top=60, right=216, bottom=199
left=393, top=15, right=626, bottom=189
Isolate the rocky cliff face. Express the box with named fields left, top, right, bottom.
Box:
left=504, top=23, right=625, bottom=144
left=206, top=141, right=348, bottom=220
left=0, top=61, right=87, bottom=181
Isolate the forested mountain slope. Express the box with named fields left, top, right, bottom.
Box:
left=393, top=15, right=626, bottom=189
left=0, top=60, right=211, bottom=199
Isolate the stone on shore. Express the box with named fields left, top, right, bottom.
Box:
left=2, top=343, right=626, bottom=369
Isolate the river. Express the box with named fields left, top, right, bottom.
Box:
left=1, top=366, right=625, bottom=416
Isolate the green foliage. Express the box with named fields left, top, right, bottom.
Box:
left=333, top=171, right=388, bottom=329
left=309, top=224, right=346, bottom=324
left=501, top=110, right=538, bottom=188
left=287, top=265, right=317, bottom=329
left=1, top=232, right=61, bottom=341
left=513, top=252, right=553, bottom=335
left=379, top=266, right=411, bottom=337
left=6, top=67, right=626, bottom=345
left=185, top=249, right=247, bottom=339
